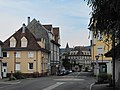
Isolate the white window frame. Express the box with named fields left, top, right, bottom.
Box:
left=16, top=52, right=21, bottom=58
left=10, top=37, right=16, bottom=47
left=28, top=51, right=34, bottom=58
left=2, top=62, right=7, bottom=67
left=15, top=62, right=20, bottom=71
left=28, top=63, right=33, bottom=70
left=21, top=37, right=28, bottom=47
left=97, top=46, right=103, bottom=55
left=3, top=52, right=9, bottom=58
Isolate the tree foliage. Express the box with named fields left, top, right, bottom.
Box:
left=86, top=0, right=120, bottom=44
left=62, top=59, right=71, bottom=70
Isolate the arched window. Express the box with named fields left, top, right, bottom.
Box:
left=10, top=37, right=16, bottom=47
left=21, top=37, right=28, bottom=47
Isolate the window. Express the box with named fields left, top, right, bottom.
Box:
left=28, top=63, right=33, bottom=70
left=28, top=52, right=34, bottom=58
left=3, top=52, right=9, bottom=58
left=87, top=52, right=90, bottom=55
left=97, top=46, right=103, bottom=55
left=16, top=52, right=21, bottom=58
left=3, top=63, right=7, bottom=66
left=21, top=37, right=28, bottom=47
left=81, top=51, right=84, bottom=55
left=16, top=63, right=20, bottom=71
left=10, top=37, right=16, bottom=47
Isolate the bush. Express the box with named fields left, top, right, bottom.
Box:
left=97, top=73, right=112, bottom=84
left=14, top=71, right=23, bottom=79
left=33, top=72, right=39, bottom=78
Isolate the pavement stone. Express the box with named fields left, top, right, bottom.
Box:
left=92, top=83, right=119, bottom=90
left=0, top=78, right=20, bottom=84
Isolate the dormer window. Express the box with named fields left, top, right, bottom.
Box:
left=21, top=37, right=28, bottom=47
left=10, top=37, right=16, bottom=47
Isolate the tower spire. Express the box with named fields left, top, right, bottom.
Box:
left=66, top=42, right=69, bottom=49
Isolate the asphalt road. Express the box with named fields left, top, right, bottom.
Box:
left=0, top=72, right=95, bottom=90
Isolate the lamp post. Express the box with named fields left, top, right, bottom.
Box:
left=95, top=55, right=99, bottom=80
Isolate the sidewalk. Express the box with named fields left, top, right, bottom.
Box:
left=91, top=83, right=119, bottom=90
left=0, top=78, right=20, bottom=84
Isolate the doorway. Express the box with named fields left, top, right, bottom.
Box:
left=2, top=63, right=7, bottom=78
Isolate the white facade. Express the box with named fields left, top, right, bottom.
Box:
left=47, top=27, right=60, bottom=75
left=107, top=61, right=112, bottom=74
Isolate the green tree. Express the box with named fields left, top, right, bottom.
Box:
left=85, top=0, right=120, bottom=43
left=62, top=59, right=70, bottom=70
left=85, top=0, right=120, bottom=89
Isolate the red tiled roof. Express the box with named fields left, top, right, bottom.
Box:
left=2, top=27, right=41, bottom=51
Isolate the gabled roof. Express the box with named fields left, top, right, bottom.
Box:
left=74, top=46, right=88, bottom=51
left=70, top=46, right=91, bottom=55
left=0, top=40, right=3, bottom=45
left=43, top=24, right=52, bottom=31
left=2, top=27, right=41, bottom=51
left=27, top=19, right=50, bottom=50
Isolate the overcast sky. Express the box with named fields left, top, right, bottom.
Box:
left=0, top=0, right=91, bottom=48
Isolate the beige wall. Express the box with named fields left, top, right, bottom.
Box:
left=91, top=35, right=112, bottom=62
left=2, top=50, right=48, bottom=74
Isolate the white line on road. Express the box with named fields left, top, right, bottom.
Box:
left=43, top=82, right=65, bottom=90
left=54, top=78, right=84, bottom=81
left=90, top=83, right=95, bottom=90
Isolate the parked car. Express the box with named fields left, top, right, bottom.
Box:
left=69, top=70, right=72, bottom=73
left=57, top=69, right=70, bottom=76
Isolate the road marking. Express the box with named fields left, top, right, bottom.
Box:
left=90, top=83, right=95, bottom=90
left=43, top=82, right=65, bottom=90
left=0, top=81, right=20, bottom=84
left=54, top=78, right=84, bottom=81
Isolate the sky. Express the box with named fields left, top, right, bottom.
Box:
left=0, top=0, right=91, bottom=48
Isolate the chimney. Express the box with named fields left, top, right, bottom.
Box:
left=28, top=17, right=30, bottom=25
left=22, top=23, right=26, bottom=33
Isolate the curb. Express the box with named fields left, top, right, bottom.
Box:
left=0, top=80, right=20, bottom=84
left=90, top=82, right=95, bottom=90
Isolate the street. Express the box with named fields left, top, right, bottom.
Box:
left=0, top=72, right=95, bottom=90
